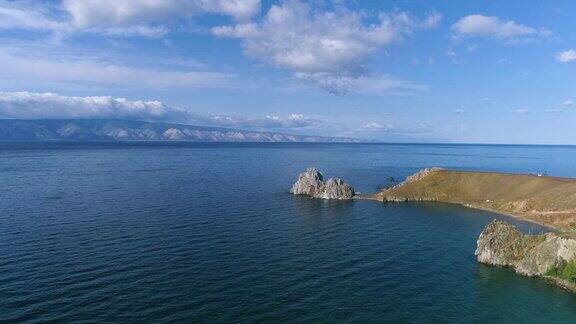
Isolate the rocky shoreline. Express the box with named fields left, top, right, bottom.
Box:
left=476, top=220, right=576, bottom=292
left=291, top=167, right=576, bottom=292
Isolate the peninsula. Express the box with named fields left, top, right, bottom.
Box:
left=375, top=168, right=576, bottom=231
left=291, top=167, right=576, bottom=292
left=371, top=167, right=576, bottom=292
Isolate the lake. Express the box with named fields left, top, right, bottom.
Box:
left=1, top=142, right=576, bottom=322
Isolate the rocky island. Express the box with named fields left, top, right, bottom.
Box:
left=291, top=168, right=355, bottom=200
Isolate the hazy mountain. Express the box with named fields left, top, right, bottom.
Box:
left=0, top=119, right=358, bottom=143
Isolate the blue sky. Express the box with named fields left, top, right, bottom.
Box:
left=0, top=0, right=575, bottom=144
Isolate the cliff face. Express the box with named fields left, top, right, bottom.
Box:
left=375, top=168, right=576, bottom=230
left=476, top=220, right=576, bottom=290
left=291, top=168, right=355, bottom=200
left=475, top=220, right=547, bottom=272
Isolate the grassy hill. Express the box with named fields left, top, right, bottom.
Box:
left=375, top=169, right=576, bottom=230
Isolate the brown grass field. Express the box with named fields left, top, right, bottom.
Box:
left=374, top=170, right=576, bottom=231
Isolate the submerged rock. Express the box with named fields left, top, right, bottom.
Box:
left=476, top=220, right=576, bottom=291
left=291, top=168, right=355, bottom=200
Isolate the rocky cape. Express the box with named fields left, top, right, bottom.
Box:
left=375, top=168, right=576, bottom=231
left=291, top=168, right=355, bottom=200
left=291, top=167, right=576, bottom=291
left=477, top=220, right=576, bottom=292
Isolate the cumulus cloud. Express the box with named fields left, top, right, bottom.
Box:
left=0, top=91, right=321, bottom=130
left=0, top=0, right=261, bottom=37
left=562, top=100, right=574, bottom=107
left=62, top=0, right=261, bottom=36
left=451, top=15, right=550, bottom=42
left=0, top=48, right=234, bottom=89
left=455, top=108, right=465, bottom=114
left=199, top=113, right=321, bottom=129
left=556, top=50, right=576, bottom=63
left=0, top=91, right=187, bottom=120
left=213, top=1, right=439, bottom=94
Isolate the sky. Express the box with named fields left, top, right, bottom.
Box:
left=0, top=0, right=575, bottom=144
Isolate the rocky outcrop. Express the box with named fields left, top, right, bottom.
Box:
left=476, top=220, right=546, bottom=270
left=476, top=220, right=576, bottom=291
left=396, top=167, right=444, bottom=188
left=291, top=168, right=355, bottom=200
left=379, top=167, right=444, bottom=201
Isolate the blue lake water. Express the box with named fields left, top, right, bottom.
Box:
left=1, top=142, right=576, bottom=322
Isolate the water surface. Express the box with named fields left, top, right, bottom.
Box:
left=1, top=142, right=575, bottom=322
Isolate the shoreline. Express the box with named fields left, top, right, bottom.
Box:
left=373, top=169, right=576, bottom=232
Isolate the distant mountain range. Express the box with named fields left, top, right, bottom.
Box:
left=0, top=119, right=358, bottom=143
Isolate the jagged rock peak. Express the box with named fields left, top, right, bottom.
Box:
left=291, top=168, right=355, bottom=200
left=405, top=167, right=444, bottom=182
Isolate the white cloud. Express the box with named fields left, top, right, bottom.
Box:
left=455, top=108, right=464, bottom=114
left=0, top=91, right=187, bottom=120
left=199, top=0, right=261, bottom=21
left=451, top=15, right=549, bottom=42
left=206, top=112, right=322, bottom=129
left=556, top=50, right=576, bottom=63
left=64, top=0, right=194, bottom=28
left=213, top=1, right=439, bottom=94
left=0, top=0, right=261, bottom=37
left=63, top=0, right=260, bottom=35
left=365, top=122, right=384, bottom=129
left=294, top=73, right=426, bottom=96
left=562, top=100, right=574, bottom=107
left=0, top=48, right=234, bottom=90
left=0, top=91, right=321, bottom=130
left=364, top=122, right=395, bottom=131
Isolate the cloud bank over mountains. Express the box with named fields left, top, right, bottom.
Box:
left=0, top=91, right=322, bottom=131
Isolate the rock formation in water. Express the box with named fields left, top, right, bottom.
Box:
left=291, top=168, right=355, bottom=200
left=476, top=220, right=576, bottom=291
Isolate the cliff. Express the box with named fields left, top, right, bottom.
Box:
left=477, top=220, right=576, bottom=291
left=375, top=168, right=576, bottom=230
left=291, top=168, right=355, bottom=200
